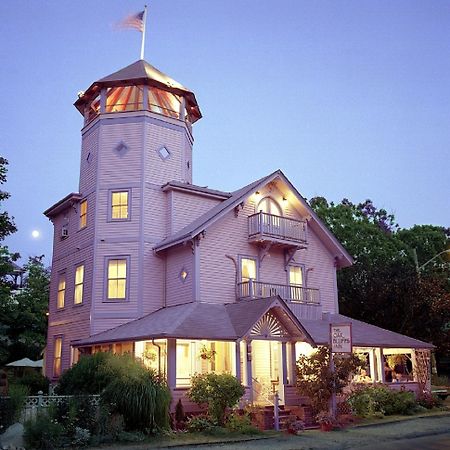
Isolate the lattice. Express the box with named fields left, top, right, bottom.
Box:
left=250, top=312, right=288, bottom=338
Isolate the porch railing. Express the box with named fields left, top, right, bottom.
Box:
left=248, top=212, right=307, bottom=244
left=237, top=280, right=320, bottom=304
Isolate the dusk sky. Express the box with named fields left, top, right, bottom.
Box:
left=1, top=0, right=449, bottom=264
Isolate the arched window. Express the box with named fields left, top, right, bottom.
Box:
left=257, top=197, right=282, bottom=216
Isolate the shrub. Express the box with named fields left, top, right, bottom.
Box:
left=225, top=411, right=259, bottom=434
left=188, top=373, right=245, bottom=425
left=56, top=352, right=112, bottom=395
left=296, top=346, right=364, bottom=414
left=15, top=370, right=50, bottom=394
left=101, top=357, right=171, bottom=432
left=347, top=385, right=417, bottom=417
left=24, top=411, right=64, bottom=450
left=186, top=415, right=217, bottom=432
left=0, top=384, right=29, bottom=431
left=431, top=374, right=449, bottom=387
left=417, top=391, right=442, bottom=409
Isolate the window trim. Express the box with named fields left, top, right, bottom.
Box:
left=108, top=188, right=131, bottom=222
left=53, top=335, right=63, bottom=378
left=256, top=196, right=283, bottom=216
left=103, top=255, right=130, bottom=302
left=73, top=263, right=85, bottom=306
left=79, top=199, right=88, bottom=229
left=57, top=271, right=66, bottom=309
left=287, top=264, right=306, bottom=287
left=238, top=255, right=259, bottom=283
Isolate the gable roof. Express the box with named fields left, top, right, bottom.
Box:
left=302, top=313, right=434, bottom=349
left=154, top=170, right=353, bottom=267
left=73, top=297, right=315, bottom=347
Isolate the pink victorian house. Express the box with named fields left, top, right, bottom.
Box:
left=44, top=60, right=432, bottom=408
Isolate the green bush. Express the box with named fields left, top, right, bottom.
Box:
left=0, top=384, right=29, bottom=430
left=56, top=352, right=112, bottom=395
left=188, top=373, right=245, bottom=425
left=24, top=411, right=64, bottom=450
left=348, top=385, right=417, bottom=417
left=15, top=370, right=50, bottom=394
left=186, top=415, right=217, bottom=432
left=225, top=411, right=259, bottom=434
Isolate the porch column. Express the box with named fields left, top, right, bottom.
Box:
left=368, top=349, right=376, bottom=381
left=235, top=340, right=242, bottom=383
left=281, top=342, right=288, bottom=385
left=246, top=340, right=253, bottom=403
left=375, top=348, right=385, bottom=382
left=290, top=342, right=297, bottom=385
left=167, top=338, right=177, bottom=389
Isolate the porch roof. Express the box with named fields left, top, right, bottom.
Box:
left=301, top=313, right=434, bottom=349
left=73, top=297, right=314, bottom=347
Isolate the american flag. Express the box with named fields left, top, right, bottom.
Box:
left=117, top=10, right=145, bottom=32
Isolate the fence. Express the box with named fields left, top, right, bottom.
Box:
left=21, top=392, right=100, bottom=422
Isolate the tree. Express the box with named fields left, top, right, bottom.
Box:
left=296, top=346, right=363, bottom=414
left=309, top=196, right=450, bottom=367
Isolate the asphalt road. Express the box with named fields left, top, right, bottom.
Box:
left=361, top=432, right=450, bottom=450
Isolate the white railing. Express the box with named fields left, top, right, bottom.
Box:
left=237, top=280, right=320, bottom=304
left=19, top=392, right=100, bottom=422
left=248, top=212, right=307, bottom=244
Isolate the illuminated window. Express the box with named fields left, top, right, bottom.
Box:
left=257, top=197, right=282, bottom=216
left=79, top=199, right=87, bottom=229
left=289, top=266, right=303, bottom=285
left=111, top=191, right=129, bottom=220
left=107, top=259, right=127, bottom=300
left=176, top=340, right=235, bottom=386
left=180, top=268, right=188, bottom=282
left=240, top=257, right=257, bottom=283
left=288, top=265, right=305, bottom=301
left=74, top=265, right=84, bottom=304
left=53, top=336, right=62, bottom=377
left=57, top=274, right=66, bottom=309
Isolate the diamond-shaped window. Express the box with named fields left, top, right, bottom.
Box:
left=158, top=146, right=171, bottom=160
left=115, top=141, right=129, bottom=157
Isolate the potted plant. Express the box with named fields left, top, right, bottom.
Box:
left=199, top=345, right=216, bottom=360
left=316, top=411, right=335, bottom=432
left=285, top=415, right=305, bottom=435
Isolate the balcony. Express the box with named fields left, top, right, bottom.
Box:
left=248, top=212, right=307, bottom=247
left=237, top=280, right=320, bottom=304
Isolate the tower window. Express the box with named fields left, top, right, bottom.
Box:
left=158, top=146, right=171, bottom=160
left=111, top=191, right=129, bottom=220
left=53, top=336, right=62, bottom=377
left=114, top=141, right=129, bottom=157
left=79, top=199, right=87, bottom=229
left=57, top=273, right=66, bottom=309
left=74, top=265, right=84, bottom=305
left=107, top=258, right=128, bottom=300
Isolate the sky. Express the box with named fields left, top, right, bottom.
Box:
left=1, top=0, right=449, bottom=265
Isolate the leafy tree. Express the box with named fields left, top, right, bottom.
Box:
left=296, top=346, right=363, bottom=414
left=0, top=257, right=50, bottom=364
left=309, top=196, right=450, bottom=368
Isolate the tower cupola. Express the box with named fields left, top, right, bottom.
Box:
left=74, top=60, right=202, bottom=128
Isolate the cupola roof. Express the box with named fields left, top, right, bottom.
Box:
left=74, top=60, right=201, bottom=122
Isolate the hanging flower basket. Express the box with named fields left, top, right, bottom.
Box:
left=199, top=345, right=216, bottom=360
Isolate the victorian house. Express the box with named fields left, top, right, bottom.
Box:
left=44, top=59, right=432, bottom=408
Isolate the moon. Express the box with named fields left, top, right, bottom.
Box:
left=31, top=230, right=40, bottom=239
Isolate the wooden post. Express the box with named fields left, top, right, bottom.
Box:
left=235, top=340, right=241, bottom=383
left=167, top=338, right=177, bottom=389
left=246, top=340, right=253, bottom=404
left=274, top=392, right=280, bottom=431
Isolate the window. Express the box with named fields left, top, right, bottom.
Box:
left=257, top=197, right=282, bottom=216
left=74, top=265, right=84, bottom=304
left=111, top=191, right=129, bottom=220
left=57, top=273, right=66, bottom=309
left=288, top=265, right=304, bottom=301
left=53, top=337, right=62, bottom=377
left=240, top=257, right=257, bottom=283
left=79, top=199, right=87, bottom=229
left=107, top=259, right=127, bottom=300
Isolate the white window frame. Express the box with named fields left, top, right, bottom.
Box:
left=104, top=256, right=130, bottom=302
left=109, top=189, right=131, bottom=221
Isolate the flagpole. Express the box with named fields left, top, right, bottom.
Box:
left=140, top=5, right=148, bottom=60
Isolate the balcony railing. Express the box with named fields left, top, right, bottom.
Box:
left=237, top=280, right=320, bottom=304
left=248, top=212, right=307, bottom=244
